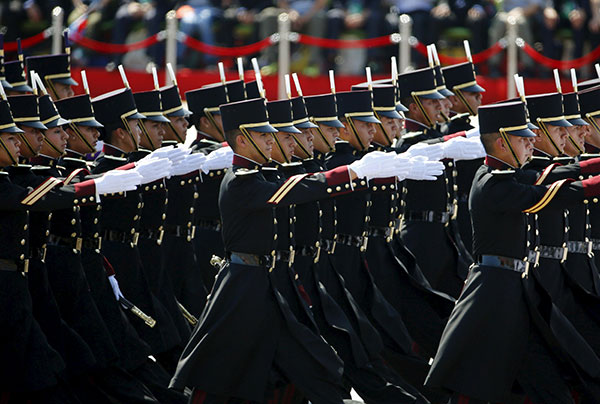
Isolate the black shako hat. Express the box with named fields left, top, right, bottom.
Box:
left=304, top=93, right=344, bottom=128
left=5, top=59, right=32, bottom=93
left=562, top=92, right=588, bottom=126
left=525, top=93, right=572, bottom=128
left=26, top=54, right=78, bottom=86
left=92, top=88, right=145, bottom=131
left=351, top=83, right=402, bottom=119
left=398, top=67, right=445, bottom=100
left=38, top=94, right=70, bottom=128
left=245, top=80, right=261, bottom=99
left=133, top=90, right=170, bottom=123
left=201, top=80, right=247, bottom=103
left=186, top=84, right=227, bottom=118
left=0, top=34, right=12, bottom=90
left=359, top=78, right=408, bottom=112
left=0, top=99, right=23, bottom=133
left=442, top=61, right=485, bottom=93
left=336, top=90, right=380, bottom=123
left=578, top=85, right=600, bottom=120
left=7, top=94, right=47, bottom=130
left=478, top=101, right=537, bottom=137
left=220, top=98, right=277, bottom=133
left=55, top=94, right=103, bottom=128
left=433, top=65, right=454, bottom=97
left=291, top=96, right=318, bottom=129
left=266, top=99, right=301, bottom=134
left=160, top=85, right=190, bottom=117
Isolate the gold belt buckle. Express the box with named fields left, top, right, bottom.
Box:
left=561, top=244, right=568, bottom=263
left=97, top=236, right=102, bottom=251
left=588, top=240, right=594, bottom=257
left=22, top=258, right=29, bottom=274
left=157, top=228, right=164, bottom=245
left=360, top=236, right=369, bottom=252
left=75, top=237, right=83, bottom=252
left=288, top=248, right=295, bottom=267
left=131, top=305, right=156, bottom=327
left=132, top=232, right=140, bottom=247
left=41, top=247, right=47, bottom=262
left=314, top=245, right=321, bottom=264
left=269, top=250, right=276, bottom=272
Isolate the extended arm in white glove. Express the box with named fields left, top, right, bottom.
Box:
left=405, top=156, right=445, bottom=180
left=405, top=142, right=444, bottom=161
left=348, top=151, right=400, bottom=180
left=170, top=153, right=207, bottom=176
left=441, top=136, right=486, bottom=161
left=132, top=157, right=173, bottom=184
left=94, top=169, right=143, bottom=195
left=201, top=146, right=234, bottom=174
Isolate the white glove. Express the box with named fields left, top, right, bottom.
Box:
left=405, top=156, right=445, bottom=180
left=94, top=169, right=142, bottom=195
left=465, top=127, right=480, bottom=138
left=405, top=142, right=444, bottom=161
left=201, top=146, right=234, bottom=174
left=348, top=151, right=400, bottom=180
left=108, top=275, right=124, bottom=301
left=141, top=145, right=189, bottom=166
left=170, top=153, right=207, bottom=176
left=133, top=157, right=173, bottom=184
left=441, top=136, right=486, bottom=161
left=391, top=154, right=412, bottom=181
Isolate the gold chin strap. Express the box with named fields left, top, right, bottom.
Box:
left=454, top=88, right=476, bottom=116
left=411, top=93, right=434, bottom=128
left=373, top=111, right=393, bottom=146
left=536, top=119, right=562, bottom=156
left=240, top=123, right=270, bottom=163
left=310, top=118, right=335, bottom=152
left=291, top=132, right=311, bottom=158
left=566, top=131, right=584, bottom=155
left=18, top=129, right=37, bottom=157
left=272, top=132, right=290, bottom=164
left=67, top=122, right=95, bottom=154
left=139, top=120, right=158, bottom=151
left=120, top=117, right=139, bottom=151
left=166, top=119, right=185, bottom=144
left=344, top=115, right=366, bottom=151
left=0, top=136, right=18, bottom=165
left=204, top=108, right=225, bottom=142
left=499, top=128, right=522, bottom=168
left=586, top=113, right=600, bottom=140
left=43, top=133, right=63, bottom=157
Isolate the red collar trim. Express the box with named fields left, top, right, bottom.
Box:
left=485, top=155, right=513, bottom=170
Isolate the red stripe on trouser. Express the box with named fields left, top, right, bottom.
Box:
left=0, top=392, right=10, bottom=404
left=458, top=395, right=469, bottom=404
left=192, top=389, right=207, bottom=404
left=282, top=384, right=295, bottom=404
left=267, top=388, right=280, bottom=404
left=523, top=397, right=534, bottom=404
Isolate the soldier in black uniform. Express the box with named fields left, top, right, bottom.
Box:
left=185, top=82, right=235, bottom=292
left=396, top=67, right=484, bottom=298
left=0, top=95, right=77, bottom=404
left=171, top=97, right=417, bottom=404
left=91, top=86, right=187, bottom=380
left=426, top=101, right=600, bottom=404
left=55, top=91, right=188, bottom=404
left=26, top=41, right=77, bottom=100
left=0, top=34, right=13, bottom=93
left=442, top=61, right=486, bottom=255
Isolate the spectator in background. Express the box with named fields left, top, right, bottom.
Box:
left=488, top=0, right=544, bottom=77
left=430, top=0, right=496, bottom=54
left=258, top=0, right=328, bottom=75
left=326, top=0, right=385, bottom=72
left=220, top=0, right=267, bottom=49
left=540, top=0, right=589, bottom=63
left=177, top=0, right=223, bottom=68
left=384, top=0, right=435, bottom=66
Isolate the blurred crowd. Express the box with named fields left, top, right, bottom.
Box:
left=2, top=0, right=600, bottom=77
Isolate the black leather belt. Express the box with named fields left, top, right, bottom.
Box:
left=537, top=245, right=568, bottom=262
left=80, top=236, right=102, bottom=250
left=31, top=247, right=47, bottom=261
left=164, top=224, right=195, bottom=241
left=367, top=226, right=394, bottom=241
left=228, top=251, right=294, bottom=270
left=404, top=210, right=450, bottom=225
left=296, top=244, right=323, bottom=263
left=138, top=228, right=165, bottom=245
left=0, top=258, right=28, bottom=273
left=592, top=238, right=600, bottom=252
left=48, top=234, right=83, bottom=252
left=479, top=254, right=529, bottom=273
left=102, top=229, right=139, bottom=246
left=320, top=239, right=336, bottom=254
left=196, top=218, right=222, bottom=232
left=567, top=240, right=593, bottom=256
left=336, top=233, right=369, bottom=252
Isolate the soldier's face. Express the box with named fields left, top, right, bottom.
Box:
left=535, top=125, right=569, bottom=156
left=352, top=119, right=375, bottom=151
left=0, top=133, right=21, bottom=166
left=42, top=126, right=68, bottom=156
left=439, top=97, right=452, bottom=121
left=450, top=92, right=482, bottom=114
left=564, top=125, right=588, bottom=156
left=507, top=134, right=535, bottom=165
left=272, top=132, right=296, bottom=163
left=245, top=130, right=274, bottom=163
left=18, top=125, right=44, bottom=157
left=415, top=98, right=441, bottom=126
left=293, top=128, right=314, bottom=158
left=314, top=124, right=338, bottom=152
left=67, top=124, right=99, bottom=153
left=140, top=120, right=165, bottom=150
left=127, top=119, right=141, bottom=148
left=51, top=82, right=74, bottom=100
left=376, top=116, right=399, bottom=145
left=167, top=116, right=189, bottom=142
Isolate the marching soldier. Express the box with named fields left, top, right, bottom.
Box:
left=4, top=39, right=33, bottom=95
left=25, top=39, right=77, bottom=100
left=426, top=100, right=600, bottom=404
